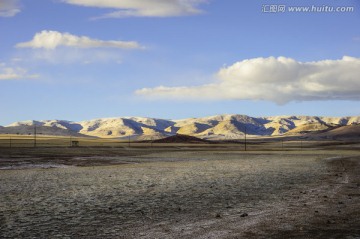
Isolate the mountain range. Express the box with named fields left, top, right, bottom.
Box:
left=1, top=115, right=360, bottom=140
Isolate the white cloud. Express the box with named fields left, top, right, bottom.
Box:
left=135, top=56, right=360, bottom=104
left=0, top=0, right=20, bottom=17
left=62, top=0, right=206, bottom=18
left=25, top=47, right=124, bottom=64
left=16, top=30, right=144, bottom=50
left=0, top=63, right=39, bottom=80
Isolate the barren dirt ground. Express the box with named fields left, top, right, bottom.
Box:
left=0, top=147, right=359, bottom=238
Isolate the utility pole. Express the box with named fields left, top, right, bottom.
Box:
left=244, top=126, right=247, bottom=151
left=9, top=136, right=12, bottom=148
left=34, top=125, right=37, bottom=148
left=128, top=135, right=130, bottom=147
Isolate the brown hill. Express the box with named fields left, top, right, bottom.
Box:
left=315, top=125, right=360, bottom=139
left=152, top=134, right=211, bottom=144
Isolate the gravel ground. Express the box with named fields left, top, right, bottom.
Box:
left=0, top=150, right=359, bottom=238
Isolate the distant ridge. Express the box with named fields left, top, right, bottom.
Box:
left=1, top=115, right=359, bottom=140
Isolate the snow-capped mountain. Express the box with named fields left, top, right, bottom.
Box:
left=1, top=115, right=360, bottom=139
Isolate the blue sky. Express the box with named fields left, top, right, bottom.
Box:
left=1, top=0, right=360, bottom=125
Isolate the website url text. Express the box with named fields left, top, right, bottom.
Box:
left=262, top=5, right=355, bottom=13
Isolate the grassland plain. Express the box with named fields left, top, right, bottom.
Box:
left=0, top=145, right=359, bottom=238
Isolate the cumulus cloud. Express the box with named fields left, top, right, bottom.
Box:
left=16, top=30, right=143, bottom=50
left=0, top=0, right=20, bottom=17
left=135, top=56, right=360, bottom=104
left=0, top=63, right=39, bottom=80
left=62, top=0, right=206, bottom=18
